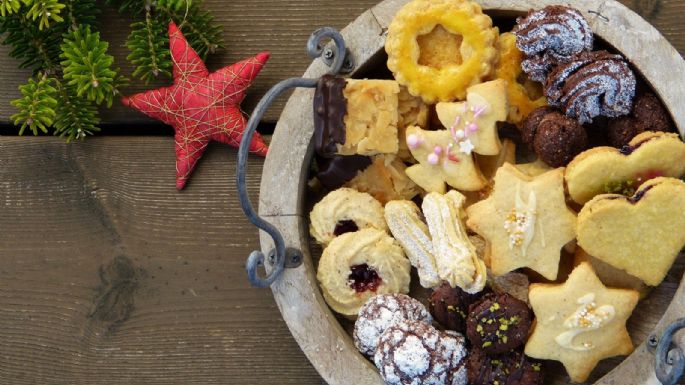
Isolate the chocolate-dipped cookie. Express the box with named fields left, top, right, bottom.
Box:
left=521, top=106, right=588, bottom=167
left=466, top=293, right=533, bottom=354
left=315, top=155, right=372, bottom=190
left=545, top=51, right=636, bottom=124
left=607, top=93, right=673, bottom=147
left=429, top=283, right=490, bottom=333
left=467, top=347, right=544, bottom=385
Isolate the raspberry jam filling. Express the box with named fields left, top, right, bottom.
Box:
left=334, top=220, right=359, bottom=236
left=348, top=264, right=382, bottom=293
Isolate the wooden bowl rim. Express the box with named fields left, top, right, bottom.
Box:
left=258, top=1, right=685, bottom=384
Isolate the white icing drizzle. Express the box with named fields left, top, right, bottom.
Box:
left=503, top=184, right=537, bottom=256
left=554, top=293, right=616, bottom=351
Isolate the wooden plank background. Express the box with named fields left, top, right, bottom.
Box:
left=0, top=1, right=683, bottom=384
left=0, top=0, right=683, bottom=126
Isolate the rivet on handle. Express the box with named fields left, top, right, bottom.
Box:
left=237, top=27, right=352, bottom=288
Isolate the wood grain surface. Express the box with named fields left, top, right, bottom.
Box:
left=0, top=137, right=325, bottom=384
left=0, top=0, right=683, bottom=126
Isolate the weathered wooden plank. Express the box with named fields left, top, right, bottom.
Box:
left=0, top=137, right=324, bottom=384
left=0, top=0, right=683, bottom=128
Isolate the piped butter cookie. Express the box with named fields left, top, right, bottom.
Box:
left=466, top=163, right=576, bottom=280
left=317, top=228, right=411, bottom=317
left=577, top=177, right=685, bottom=286
left=565, top=131, right=685, bottom=204
left=525, top=262, right=638, bottom=383
left=309, top=188, right=387, bottom=245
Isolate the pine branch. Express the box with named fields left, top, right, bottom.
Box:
left=126, top=9, right=171, bottom=83
left=158, top=0, right=223, bottom=59
left=53, top=79, right=100, bottom=142
left=10, top=74, right=58, bottom=135
left=24, top=0, right=66, bottom=30
left=62, top=0, right=98, bottom=29
left=0, top=0, right=24, bottom=17
left=0, top=13, right=63, bottom=71
left=104, top=0, right=146, bottom=16
left=60, top=25, right=125, bottom=107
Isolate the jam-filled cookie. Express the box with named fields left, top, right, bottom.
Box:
left=317, top=228, right=411, bottom=317
left=309, top=188, right=387, bottom=245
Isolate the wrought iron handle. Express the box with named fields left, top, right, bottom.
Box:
left=237, top=27, right=353, bottom=287
left=652, top=318, right=685, bottom=385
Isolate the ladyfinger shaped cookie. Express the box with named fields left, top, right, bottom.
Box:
left=385, top=191, right=487, bottom=293
left=314, top=76, right=428, bottom=157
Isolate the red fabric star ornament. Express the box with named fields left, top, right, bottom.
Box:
left=122, top=21, right=269, bottom=189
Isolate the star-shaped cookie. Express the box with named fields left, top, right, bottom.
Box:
left=404, top=126, right=487, bottom=193
left=435, top=79, right=508, bottom=156
left=525, top=262, right=639, bottom=383
left=466, top=163, right=576, bottom=279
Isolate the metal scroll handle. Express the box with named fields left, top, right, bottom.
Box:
left=237, top=27, right=353, bottom=288
left=653, top=318, right=685, bottom=385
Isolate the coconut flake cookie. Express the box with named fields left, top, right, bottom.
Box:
left=577, top=177, right=685, bottom=286
left=565, top=131, right=685, bottom=204
left=525, top=262, right=638, bottom=383
left=317, top=228, right=411, bottom=317
left=345, top=155, right=421, bottom=204
left=466, top=163, right=576, bottom=280
left=385, top=0, right=498, bottom=103
left=309, top=188, right=387, bottom=245
left=354, top=294, right=432, bottom=357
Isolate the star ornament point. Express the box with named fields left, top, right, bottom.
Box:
left=122, top=21, right=269, bottom=189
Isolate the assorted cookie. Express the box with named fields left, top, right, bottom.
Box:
left=305, top=1, right=685, bottom=383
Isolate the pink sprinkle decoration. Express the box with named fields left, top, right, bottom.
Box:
left=473, top=105, right=487, bottom=118
left=427, top=153, right=440, bottom=165
left=467, top=122, right=479, bottom=134
left=433, top=146, right=442, bottom=155
left=447, top=153, right=460, bottom=163
left=407, top=134, right=421, bottom=149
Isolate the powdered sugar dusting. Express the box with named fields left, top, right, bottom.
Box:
left=354, top=294, right=432, bottom=357
left=514, top=5, right=593, bottom=82
left=545, top=51, right=636, bottom=124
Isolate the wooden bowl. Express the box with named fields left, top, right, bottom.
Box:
left=257, top=0, right=685, bottom=383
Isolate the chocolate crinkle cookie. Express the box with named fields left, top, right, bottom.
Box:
left=545, top=50, right=636, bottom=124
left=374, top=320, right=468, bottom=385
left=521, top=106, right=588, bottom=167
left=467, top=348, right=544, bottom=385
left=607, top=92, right=673, bottom=147
left=354, top=294, right=432, bottom=357
left=466, top=293, right=533, bottom=355
left=514, top=5, right=593, bottom=82
left=429, top=283, right=490, bottom=333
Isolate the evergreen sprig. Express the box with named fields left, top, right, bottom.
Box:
left=53, top=81, right=100, bottom=141
left=127, top=11, right=172, bottom=83
left=25, top=0, right=66, bottom=30
left=60, top=25, right=121, bottom=107
left=10, top=75, right=58, bottom=135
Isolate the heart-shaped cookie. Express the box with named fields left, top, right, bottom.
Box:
left=577, top=177, right=685, bottom=286
left=565, top=131, right=685, bottom=204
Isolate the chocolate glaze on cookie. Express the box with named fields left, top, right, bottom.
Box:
left=608, top=93, right=673, bottom=148
left=316, top=155, right=372, bottom=190
left=467, top=347, right=544, bottom=385
left=429, top=283, right=490, bottom=333
left=314, top=75, right=347, bottom=157
left=466, top=293, right=533, bottom=354
left=545, top=51, right=636, bottom=124
left=521, top=107, right=588, bottom=167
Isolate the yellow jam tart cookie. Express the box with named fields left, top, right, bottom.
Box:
left=317, top=228, right=411, bottom=317
left=466, top=163, right=577, bottom=280
left=345, top=155, right=421, bottom=204
left=565, top=131, right=685, bottom=204
left=385, top=0, right=498, bottom=103
left=576, top=177, right=685, bottom=286
left=309, top=188, right=387, bottom=245
left=435, top=79, right=509, bottom=156
left=492, top=32, right=548, bottom=126
left=525, top=262, right=639, bottom=383
left=404, top=125, right=487, bottom=193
